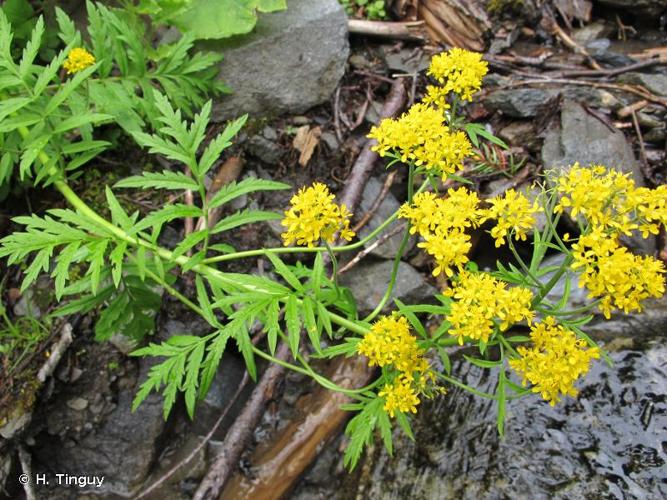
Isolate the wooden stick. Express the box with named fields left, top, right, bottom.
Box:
left=193, top=342, right=291, bottom=500
left=347, top=19, right=427, bottom=42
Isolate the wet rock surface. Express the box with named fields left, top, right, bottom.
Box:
left=351, top=339, right=667, bottom=499
left=211, top=0, right=349, bottom=120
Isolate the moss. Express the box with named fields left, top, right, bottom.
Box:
left=487, top=0, right=523, bottom=14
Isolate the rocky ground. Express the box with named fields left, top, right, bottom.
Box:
left=1, top=0, right=667, bottom=498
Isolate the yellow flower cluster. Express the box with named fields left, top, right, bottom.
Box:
left=571, top=228, right=665, bottom=318
left=63, top=48, right=96, bottom=75
left=378, top=378, right=421, bottom=417
left=555, top=164, right=667, bottom=317
left=357, top=314, right=430, bottom=417
left=555, top=163, right=667, bottom=237
left=399, top=188, right=484, bottom=277
left=509, top=317, right=600, bottom=406
left=281, top=182, right=355, bottom=247
left=357, top=315, right=429, bottom=374
left=368, top=103, right=472, bottom=178
left=445, top=271, right=533, bottom=345
left=486, top=188, right=541, bottom=247
left=427, top=48, right=488, bottom=102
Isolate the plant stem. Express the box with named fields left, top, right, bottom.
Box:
left=436, top=372, right=497, bottom=400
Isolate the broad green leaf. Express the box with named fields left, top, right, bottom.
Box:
left=173, top=0, right=287, bottom=40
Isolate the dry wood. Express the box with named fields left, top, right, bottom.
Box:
left=347, top=19, right=427, bottom=42
left=418, top=0, right=490, bottom=52
left=338, top=78, right=407, bottom=213
left=37, top=322, right=73, bottom=383
left=194, top=156, right=244, bottom=232
left=193, top=342, right=291, bottom=500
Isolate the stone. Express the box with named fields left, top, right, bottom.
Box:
left=597, top=0, right=666, bottom=16
left=572, top=21, right=611, bottom=44
left=191, top=355, right=248, bottom=439
left=498, top=121, right=537, bottom=149
left=542, top=100, right=654, bottom=254
left=585, top=295, right=667, bottom=342
left=484, top=87, right=618, bottom=118
left=339, top=260, right=436, bottom=314
left=541, top=99, right=641, bottom=178
left=617, top=72, right=667, bottom=98
left=66, top=398, right=89, bottom=411
left=644, top=126, right=666, bottom=143
left=246, top=134, right=283, bottom=165
left=210, top=0, right=348, bottom=120
left=357, top=177, right=415, bottom=259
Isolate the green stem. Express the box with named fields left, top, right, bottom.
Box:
left=436, top=373, right=497, bottom=400
left=507, top=237, right=545, bottom=292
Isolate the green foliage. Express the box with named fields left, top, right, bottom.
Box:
left=340, top=0, right=387, bottom=20
left=0, top=1, right=226, bottom=194
left=133, top=0, right=287, bottom=40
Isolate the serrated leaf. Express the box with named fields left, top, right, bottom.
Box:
left=208, top=178, right=290, bottom=210
left=109, top=241, right=127, bottom=288
left=264, top=299, right=280, bottom=355
left=85, top=239, right=109, bottom=294
left=266, top=252, right=303, bottom=292
left=285, top=294, right=301, bottom=357
left=173, top=229, right=208, bottom=258
left=210, top=209, right=281, bottom=234
left=199, top=115, right=247, bottom=175
left=134, top=204, right=202, bottom=233
left=184, top=341, right=205, bottom=418
left=95, top=291, right=130, bottom=341
left=115, top=170, right=200, bottom=191
left=302, top=297, right=321, bottom=354
left=196, top=274, right=218, bottom=327
left=235, top=326, right=256, bottom=381
left=199, top=329, right=230, bottom=398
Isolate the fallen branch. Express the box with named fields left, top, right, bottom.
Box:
left=347, top=19, right=427, bottom=42
left=195, top=156, right=244, bottom=231
left=351, top=170, right=398, bottom=234
left=193, top=341, right=291, bottom=500
left=338, top=79, right=407, bottom=213
left=338, top=222, right=407, bottom=275
left=37, top=322, right=72, bottom=383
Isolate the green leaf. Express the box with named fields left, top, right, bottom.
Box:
left=208, top=178, right=290, bottom=211
left=184, top=341, right=205, bottom=418
left=173, top=229, right=208, bottom=258
left=51, top=113, right=112, bottom=134
left=18, top=16, right=43, bottom=79
left=173, top=0, right=287, bottom=40
left=95, top=291, right=130, bottom=341
left=199, top=115, right=247, bottom=175
left=464, top=355, right=502, bottom=369
left=115, top=170, right=200, bottom=191
left=134, top=204, right=202, bottom=232
left=199, top=329, right=231, bottom=398
left=85, top=239, right=109, bottom=294
left=266, top=252, right=303, bottom=292
left=394, top=299, right=427, bottom=338
left=302, top=297, right=321, bottom=354
left=497, top=369, right=507, bottom=436
left=264, top=299, right=280, bottom=355
left=210, top=209, right=281, bottom=234
left=285, top=294, right=301, bottom=357
left=236, top=326, right=257, bottom=381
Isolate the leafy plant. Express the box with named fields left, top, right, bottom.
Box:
left=340, top=0, right=387, bottom=20
left=131, top=0, right=288, bottom=39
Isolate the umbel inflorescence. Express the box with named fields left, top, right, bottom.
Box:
left=280, top=48, right=667, bottom=423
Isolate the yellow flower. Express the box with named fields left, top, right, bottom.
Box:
left=281, top=182, right=354, bottom=247
left=367, top=103, right=472, bottom=178
left=399, top=188, right=484, bottom=277
left=427, top=48, right=488, bottom=101
left=509, top=317, right=600, bottom=406
left=379, top=376, right=421, bottom=417
left=445, top=271, right=533, bottom=345
left=554, top=163, right=667, bottom=237
left=486, top=188, right=541, bottom=247
left=571, top=229, right=665, bottom=318
left=63, top=48, right=96, bottom=75
left=357, top=314, right=429, bottom=376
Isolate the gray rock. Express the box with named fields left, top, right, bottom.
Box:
left=210, top=0, right=348, bottom=120
left=541, top=99, right=641, bottom=179
left=192, top=355, right=248, bottom=439
left=644, top=126, right=666, bottom=143
left=597, top=0, right=666, bottom=16
left=484, top=87, right=618, bottom=118
left=617, top=72, right=667, bottom=97
left=339, top=260, right=436, bottom=313
left=498, top=121, right=538, bottom=150
left=572, top=21, right=612, bottom=44
left=36, top=358, right=168, bottom=497
left=246, top=134, right=283, bottom=165
left=542, top=99, right=654, bottom=254
left=357, top=177, right=414, bottom=259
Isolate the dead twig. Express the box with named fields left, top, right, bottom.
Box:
left=549, top=16, right=602, bottom=71
left=193, top=342, right=291, bottom=500
left=333, top=86, right=343, bottom=144
left=18, top=445, right=36, bottom=500
left=351, top=170, right=397, bottom=233
left=338, top=222, right=407, bottom=274
left=37, top=323, right=72, bottom=383
left=338, top=79, right=407, bottom=213
left=195, top=156, right=244, bottom=232
left=630, top=109, right=652, bottom=182
left=560, top=58, right=663, bottom=79
left=347, top=19, right=427, bottom=42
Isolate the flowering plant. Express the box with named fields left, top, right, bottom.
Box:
left=1, top=32, right=665, bottom=474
